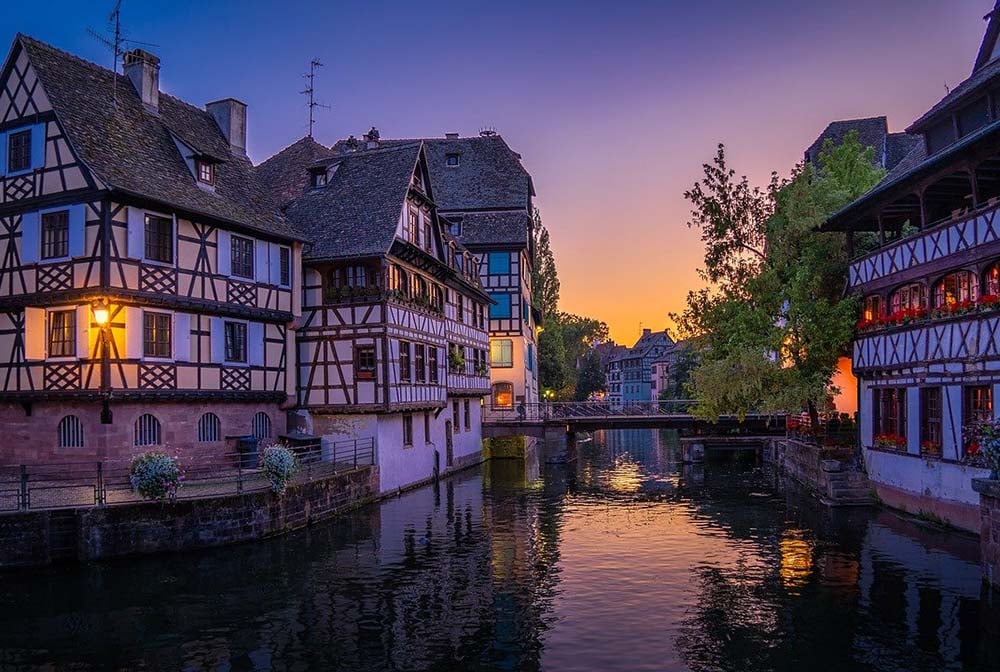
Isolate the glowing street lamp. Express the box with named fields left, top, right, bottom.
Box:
left=92, top=298, right=110, bottom=327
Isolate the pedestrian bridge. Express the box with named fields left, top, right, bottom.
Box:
left=482, top=401, right=785, bottom=438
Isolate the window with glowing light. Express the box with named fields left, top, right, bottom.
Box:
left=985, top=263, right=1000, bottom=296
left=933, top=270, right=978, bottom=308
left=862, top=295, right=882, bottom=321
left=889, top=283, right=926, bottom=312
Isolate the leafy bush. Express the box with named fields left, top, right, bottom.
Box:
left=262, top=444, right=299, bottom=495
left=129, top=451, right=182, bottom=501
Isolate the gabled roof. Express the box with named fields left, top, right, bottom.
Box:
left=331, top=134, right=534, bottom=212
left=908, top=2, right=1000, bottom=133
left=884, top=132, right=923, bottom=171
left=257, top=136, right=335, bottom=208
left=12, top=35, right=295, bottom=240
left=804, top=117, right=888, bottom=166
left=446, top=210, right=530, bottom=247
left=278, top=142, right=423, bottom=261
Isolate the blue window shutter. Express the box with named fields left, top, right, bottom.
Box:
left=173, top=313, right=191, bottom=362
left=254, top=240, right=269, bottom=283
left=68, top=204, right=86, bottom=257
left=125, top=307, right=143, bottom=359
left=248, top=322, right=265, bottom=366
left=126, top=207, right=144, bottom=259
left=488, top=252, right=510, bottom=275
left=489, top=293, right=511, bottom=319
left=217, top=230, right=231, bottom=276
left=210, top=317, right=225, bottom=363
left=0, top=131, right=7, bottom=175
left=20, top=211, right=39, bottom=264
left=31, top=123, right=46, bottom=169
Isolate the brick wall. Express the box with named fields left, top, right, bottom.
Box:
left=0, top=465, right=378, bottom=568
left=0, top=400, right=287, bottom=466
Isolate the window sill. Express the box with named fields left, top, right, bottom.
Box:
left=223, top=361, right=250, bottom=368
left=141, top=258, right=176, bottom=269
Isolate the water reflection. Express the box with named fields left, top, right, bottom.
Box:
left=0, top=429, right=998, bottom=671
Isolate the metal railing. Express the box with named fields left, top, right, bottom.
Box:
left=785, top=414, right=857, bottom=448
left=484, top=400, right=697, bottom=423
left=0, top=437, right=376, bottom=513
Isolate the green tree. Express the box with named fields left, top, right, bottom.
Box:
left=575, top=349, right=606, bottom=401
left=673, top=133, right=884, bottom=422
left=538, top=323, right=569, bottom=392
left=531, top=208, right=560, bottom=319
left=659, top=343, right=698, bottom=400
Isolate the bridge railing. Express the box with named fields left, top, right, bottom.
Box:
left=484, top=400, right=697, bottom=423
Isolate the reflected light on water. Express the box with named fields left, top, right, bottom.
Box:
left=779, top=531, right=814, bottom=592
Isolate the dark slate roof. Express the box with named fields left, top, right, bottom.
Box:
left=16, top=35, right=296, bottom=239
left=804, top=117, right=888, bottom=166
left=884, top=132, right=922, bottom=171
left=907, top=57, right=1000, bottom=132
left=330, top=133, right=535, bottom=251
left=280, top=143, right=422, bottom=261
left=257, top=136, right=335, bottom=208
left=447, top=210, right=530, bottom=247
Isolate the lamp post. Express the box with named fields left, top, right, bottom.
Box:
left=92, top=298, right=113, bottom=424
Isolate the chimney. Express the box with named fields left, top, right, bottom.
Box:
left=445, top=132, right=459, bottom=140
left=363, top=126, right=380, bottom=149
left=206, top=98, right=247, bottom=156
left=123, top=49, right=160, bottom=113
left=643, top=328, right=651, bottom=336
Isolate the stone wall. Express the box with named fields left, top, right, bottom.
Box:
left=972, top=478, right=1000, bottom=587
left=0, top=400, right=287, bottom=465
left=0, top=466, right=377, bottom=568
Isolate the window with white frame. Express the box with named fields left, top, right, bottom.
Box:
left=231, top=235, right=254, bottom=279
left=143, top=312, right=171, bottom=358
left=144, top=214, right=173, bottom=264
left=225, top=321, right=248, bottom=363
left=48, top=309, right=75, bottom=358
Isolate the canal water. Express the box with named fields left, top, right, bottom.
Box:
left=1, top=429, right=999, bottom=672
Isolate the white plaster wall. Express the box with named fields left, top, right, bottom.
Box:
left=376, top=413, right=440, bottom=493
left=864, top=449, right=989, bottom=505
left=449, top=399, right=484, bottom=464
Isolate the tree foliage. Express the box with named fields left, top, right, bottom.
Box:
left=575, top=349, right=606, bottom=401
left=673, top=133, right=884, bottom=420
left=531, top=208, right=560, bottom=320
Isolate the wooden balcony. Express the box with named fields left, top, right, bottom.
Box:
left=848, top=200, right=1000, bottom=291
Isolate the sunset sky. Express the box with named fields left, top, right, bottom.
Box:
left=3, top=0, right=991, bottom=344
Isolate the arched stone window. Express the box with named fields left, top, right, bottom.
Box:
left=252, top=412, right=272, bottom=439
left=198, top=413, right=221, bottom=442
left=933, top=270, right=979, bottom=308
left=134, top=414, right=161, bottom=447
left=57, top=415, right=84, bottom=448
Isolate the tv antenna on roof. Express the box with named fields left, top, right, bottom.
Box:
left=301, top=58, right=330, bottom=138
left=87, top=0, right=159, bottom=109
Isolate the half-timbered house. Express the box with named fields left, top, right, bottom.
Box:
left=0, top=36, right=302, bottom=464
left=823, top=2, right=1000, bottom=531
left=259, top=138, right=492, bottom=491
left=331, top=131, right=540, bottom=416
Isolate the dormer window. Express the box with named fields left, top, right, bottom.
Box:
left=446, top=153, right=460, bottom=167
left=196, top=159, right=215, bottom=185
left=311, top=169, right=328, bottom=187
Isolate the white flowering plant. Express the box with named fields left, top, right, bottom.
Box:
left=129, top=451, right=182, bottom=501
left=971, top=419, right=1000, bottom=478
left=261, top=444, right=299, bottom=495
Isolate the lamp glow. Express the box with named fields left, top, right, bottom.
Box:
left=92, top=299, right=110, bottom=326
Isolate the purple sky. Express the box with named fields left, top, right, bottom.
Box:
left=2, top=0, right=992, bottom=344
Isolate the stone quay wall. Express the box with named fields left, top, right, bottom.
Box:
left=972, top=478, right=1000, bottom=588
left=0, top=466, right=378, bottom=568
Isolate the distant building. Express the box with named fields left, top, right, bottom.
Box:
left=649, top=357, right=672, bottom=399
left=605, top=328, right=674, bottom=403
